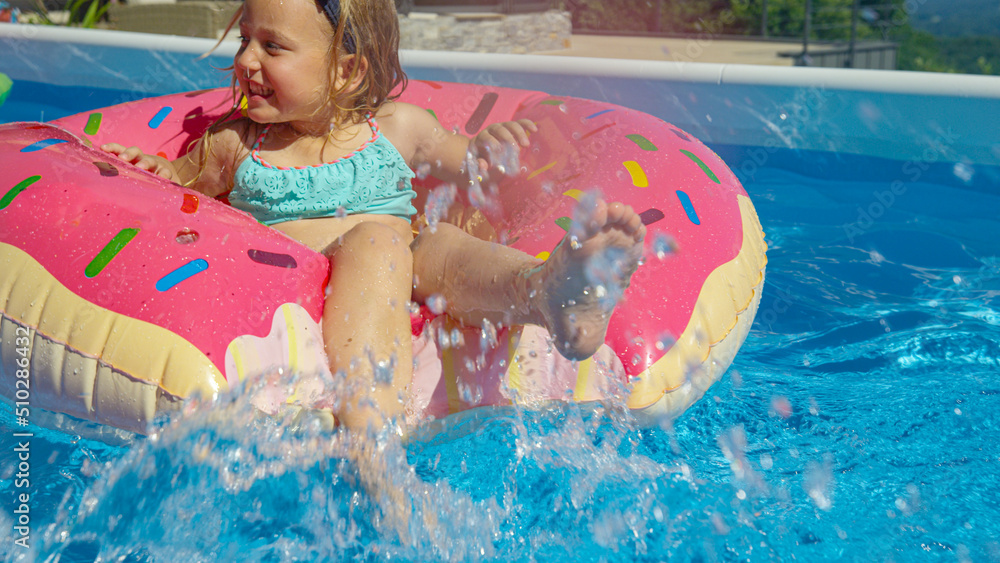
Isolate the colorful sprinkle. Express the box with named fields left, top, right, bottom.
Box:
left=93, top=161, right=118, bottom=177
left=557, top=172, right=584, bottom=184
left=464, top=92, right=499, bottom=134
left=21, top=138, right=68, bottom=152
left=585, top=108, right=615, bottom=120
left=148, top=106, right=172, bottom=129
left=562, top=189, right=583, bottom=200
left=670, top=128, right=691, bottom=141
left=420, top=80, right=443, bottom=89
left=540, top=99, right=564, bottom=106
left=580, top=123, right=614, bottom=141
left=1, top=176, right=40, bottom=211
left=623, top=161, right=649, bottom=187
left=181, top=193, right=199, bottom=214
left=85, top=228, right=139, bottom=278
left=156, top=259, right=208, bottom=291
left=680, top=149, right=720, bottom=184
left=639, top=208, right=665, bottom=225
left=426, top=109, right=437, bottom=120
left=248, top=249, right=298, bottom=269
left=676, top=190, right=700, bottom=225
left=555, top=217, right=572, bottom=231
left=239, top=96, right=248, bottom=117
left=626, top=134, right=658, bottom=151
left=527, top=160, right=557, bottom=180
left=535, top=251, right=551, bottom=260
left=84, top=113, right=102, bottom=136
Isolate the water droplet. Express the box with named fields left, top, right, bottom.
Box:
left=769, top=395, right=792, bottom=419
left=759, top=453, right=773, bottom=470
left=711, top=512, right=730, bottom=535
left=450, top=328, right=464, bottom=347
left=458, top=382, right=483, bottom=404
left=804, top=454, right=835, bottom=511
left=416, top=162, right=432, bottom=180
left=654, top=332, right=675, bottom=351
left=953, top=162, right=974, bottom=183
left=480, top=319, right=498, bottom=352
left=652, top=233, right=678, bottom=260
left=468, top=182, right=487, bottom=209
left=437, top=327, right=451, bottom=349
left=426, top=294, right=446, bottom=315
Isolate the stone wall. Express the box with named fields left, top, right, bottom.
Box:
left=398, top=10, right=571, bottom=54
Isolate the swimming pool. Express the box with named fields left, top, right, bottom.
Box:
left=2, top=24, right=1000, bottom=562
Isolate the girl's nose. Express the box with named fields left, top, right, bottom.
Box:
left=236, top=49, right=259, bottom=78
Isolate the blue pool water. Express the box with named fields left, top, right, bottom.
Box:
left=2, top=77, right=1000, bottom=562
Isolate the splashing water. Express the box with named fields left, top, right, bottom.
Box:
left=3, top=141, right=1000, bottom=562
left=568, top=189, right=603, bottom=242
left=422, top=183, right=457, bottom=233
left=651, top=232, right=678, bottom=260
left=425, top=293, right=447, bottom=315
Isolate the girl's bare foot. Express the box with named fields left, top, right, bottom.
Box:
left=529, top=197, right=646, bottom=360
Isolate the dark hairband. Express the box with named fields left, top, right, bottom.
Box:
left=321, top=0, right=356, bottom=54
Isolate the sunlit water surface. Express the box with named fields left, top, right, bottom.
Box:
left=2, top=80, right=999, bottom=562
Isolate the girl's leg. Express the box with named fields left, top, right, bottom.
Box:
left=411, top=198, right=645, bottom=361
left=322, top=220, right=414, bottom=432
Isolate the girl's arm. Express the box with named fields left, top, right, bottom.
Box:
left=100, top=121, right=248, bottom=198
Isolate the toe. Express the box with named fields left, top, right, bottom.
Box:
left=605, top=201, right=627, bottom=225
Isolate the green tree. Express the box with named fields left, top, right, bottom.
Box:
left=562, top=0, right=996, bottom=74
left=727, top=0, right=897, bottom=40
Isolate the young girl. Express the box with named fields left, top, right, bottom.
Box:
left=101, top=0, right=646, bottom=434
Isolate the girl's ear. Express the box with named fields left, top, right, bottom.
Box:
left=334, top=54, right=369, bottom=92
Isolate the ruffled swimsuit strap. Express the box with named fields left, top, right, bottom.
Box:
left=250, top=124, right=270, bottom=153
left=249, top=117, right=381, bottom=171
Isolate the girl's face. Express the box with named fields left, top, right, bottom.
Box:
left=234, top=0, right=339, bottom=129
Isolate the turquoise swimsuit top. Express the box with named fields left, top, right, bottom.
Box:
left=229, top=118, right=417, bottom=225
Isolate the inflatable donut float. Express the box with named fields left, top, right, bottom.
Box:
left=0, top=82, right=766, bottom=433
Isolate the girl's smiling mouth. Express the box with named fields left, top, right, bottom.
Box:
left=247, top=81, right=274, bottom=98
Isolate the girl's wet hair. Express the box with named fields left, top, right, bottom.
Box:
left=323, top=0, right=408, bottom=124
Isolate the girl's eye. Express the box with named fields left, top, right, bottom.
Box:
left=265, top=41, right=281, bottom=51
left=238, top=35, right=248, bottom=43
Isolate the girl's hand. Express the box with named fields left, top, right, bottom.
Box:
left=101, top=142, right=179, bottom=182
left=469, top=119, right=537, bottom=173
